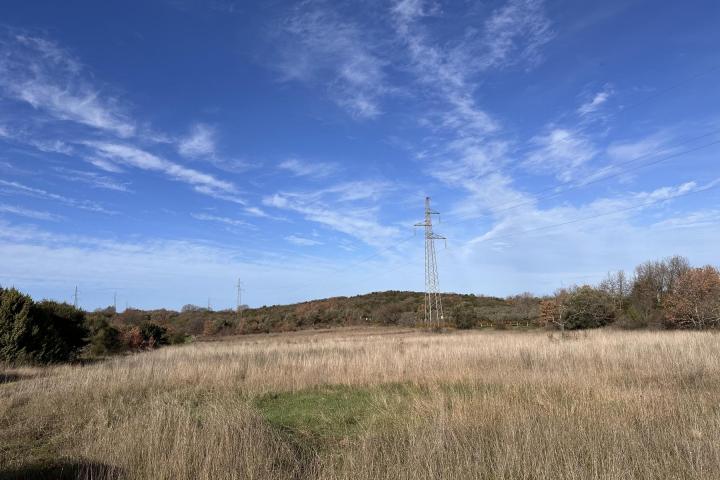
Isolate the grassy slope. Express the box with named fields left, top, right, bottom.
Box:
left=2, top=327, right=720, bottom=479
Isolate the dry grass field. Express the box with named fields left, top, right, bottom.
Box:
left=2, top=327, right=720, bottom=479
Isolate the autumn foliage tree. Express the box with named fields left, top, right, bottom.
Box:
left=664, top=266, right=720, bottom=329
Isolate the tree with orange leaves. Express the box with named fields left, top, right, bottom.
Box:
left=664, top=266, right=720, bottom=329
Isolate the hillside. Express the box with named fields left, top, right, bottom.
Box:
left=105, top=291, right=540, bottom=338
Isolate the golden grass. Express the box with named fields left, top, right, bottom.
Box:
left=2, top=327, right=720, bottom=479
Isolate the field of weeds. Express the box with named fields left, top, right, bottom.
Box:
left=2, top=327, right=720, bottom=479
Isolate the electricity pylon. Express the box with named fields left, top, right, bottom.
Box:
left=236, top=278, right=244, bottom=324
left=414, top=197, right=445, bottom=328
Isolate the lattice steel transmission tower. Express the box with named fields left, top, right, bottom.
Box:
left=414, top=197, right=446, bottom=327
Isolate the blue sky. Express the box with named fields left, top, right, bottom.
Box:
left=0, top=0, right=719, bottom=310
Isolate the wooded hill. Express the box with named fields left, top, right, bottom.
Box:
left=110, top=291, right=539, bottom=338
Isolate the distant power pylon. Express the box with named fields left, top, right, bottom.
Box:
left=73, top=286, right=79, bottom=308
left=414, top=197, right=446, bottom=327
left=236, top=278, right=244, bottom=324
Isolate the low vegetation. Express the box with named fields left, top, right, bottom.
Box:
left=2, top=255, right=719, bottom=366
left=2, top=328, right=720, bottom=479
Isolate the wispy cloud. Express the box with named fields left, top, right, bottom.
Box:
left=476, top=0, right=554, bottom=70
left=652, top=209, right=720, bottom=230
left=606, top=134, right=667, bottom=161
left=263, top=188, right=399, bottom=247
left=0, top=179, right=114, bottom=214
left=178, top=123, right=216, bottom=158
left=524, top=128, right=597, bottom=181
left=278, top=158, right=337, bottom=178
left=468, top=180, right=709, bottom=245
left=275, top=4, right=389, bottom=118
left=285, top=234, right=323, bottom=246
left=0, top=31, right=136, bottom=137
left=52, top=167, right=131, bottom=192
left=87, top=157, right=124, bottom=173
left=578, top=85, right=613, bottom=116
left=191, top=212, right=252, bottom=227
left=86, top=142, right=241, bottom=200
left=0, top=203, right=60, bottom=221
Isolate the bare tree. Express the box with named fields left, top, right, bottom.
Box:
left=599, top=270, right=630, bottom=312
left=540, top=288, right=572, bottom=333
left=664, top=266, right=720, bottom=329
left=507, top=292, right=538, bottom=325
left=632, top=255, right=690, bottom=314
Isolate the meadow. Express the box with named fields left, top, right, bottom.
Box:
left=2, top=327, right=720, bottom=479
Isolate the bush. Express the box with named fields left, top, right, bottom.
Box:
left=451, top=303, right=476, bottom=329
left=560, top=286, right=615, bottom=330
left=0, top=288, right=88, bottom=363
left=89, top=324, right=122, bottom=356
left=168, top=330, right=189, bottom=345
left=141, top=323, right=169, bottom=347
left=86, top=309, right=124, bottom=356
left=35, top=300, right=89, bottom=361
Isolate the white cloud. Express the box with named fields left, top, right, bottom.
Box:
left=87, top=157, right=124, bottom=173
left=524, top=129, right=597, bottom=181
left=391, top=2, right=498, bottom=137
left=0, top=179, right=114, bottom=214
left=467, top=180, right=708, bottom=245
left=276, top=5, right=389, bottom=119
left=285, top=234, right=323, bottom=246
left=263, top=190, right=399, bottom=247
left=606, top=134, right=667, bottom=161
left=278, top=158, right=337, bottom=178
left=652, top=210, right=720, bottom=230
left=578, top=85, right=613, bottom=116
left=0, top=204, right=60, bottom=221
left=87, top=142, right=238, bottom=197
left=52, top=167, right=131, bottom=192
left=477, top=0, right=554, bottom=70
left=243, top=206, right=272, bottom=218
left=191, top=212, right=252, bottom=227
left=0, top=32, right=136, bottom=137
left=178, top=123, right=216, bottom=158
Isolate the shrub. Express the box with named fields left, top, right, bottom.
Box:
left=141, top=323, right=169, bottom=346
left=560, top=286, right=615, bottom=330
left=451, top=303, right=475, bottom=329
left=35, top=300, right=89, bottom=361
left=86, top=309, right=123, bottom=356
left=122, top=326, right=144, bottom=350
left=89, top=324, right=122, bottom=356
left=168, top=330, right=189, bottom=345
left=0, top=287, right=36, bottom=363
left=0, top=288, right=88, bottom=363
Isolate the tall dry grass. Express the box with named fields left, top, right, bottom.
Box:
left=2, top=327, right=720, bottom=479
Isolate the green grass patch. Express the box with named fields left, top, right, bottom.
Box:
left=253, top=383, right=419, bottom=447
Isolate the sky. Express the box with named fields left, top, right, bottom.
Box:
left=0, top=0, right=719, bottom=311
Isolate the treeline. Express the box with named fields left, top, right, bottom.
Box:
left=113, top=291, right=537, bottom=337
left=540, top=256, right=720, bottom=330
left=2, top=255, right=719, bottom=364
left=0, top=287, right=178, bottom=364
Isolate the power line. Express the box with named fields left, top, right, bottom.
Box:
left=288, top=178, right=720, bottom=303
left=320, top=129, right=720, bottom=276
left=506, top=64, right=720, bottom=159
left=442, top=133, right=720, bottom=227
left=469, top=180, right=720, bottom=246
